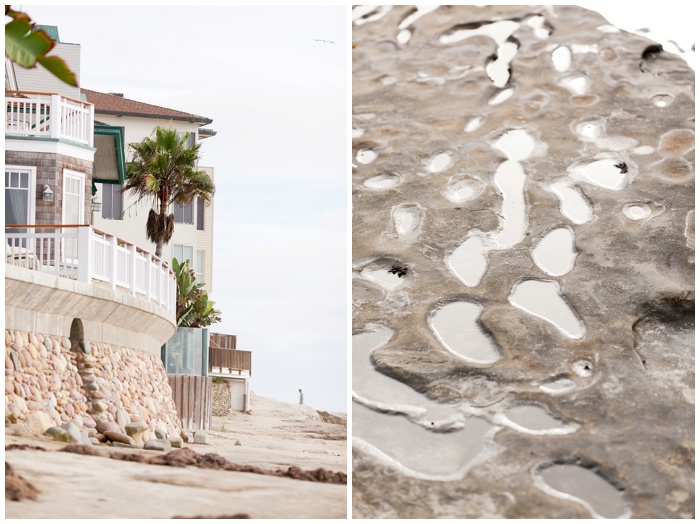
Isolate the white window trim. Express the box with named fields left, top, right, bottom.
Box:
left=5, top=165, right=36, bottom=226
left=62, top=168, right=86, bottom=225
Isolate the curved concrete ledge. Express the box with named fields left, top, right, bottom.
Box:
left=5, top=265, right=176, bottom=356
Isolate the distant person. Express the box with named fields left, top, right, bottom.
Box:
left=299, top=388, right=304, bottom=405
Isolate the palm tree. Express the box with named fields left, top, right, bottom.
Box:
left=123, top=126, right=215, bottom=259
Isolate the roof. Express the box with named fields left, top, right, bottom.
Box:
left=81, top=89, right=213, bottom=125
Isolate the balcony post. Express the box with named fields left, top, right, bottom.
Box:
left=87, top=104, right=94, bottom=147
left=76, top=226, right=92, bottom=283
left=50, top=94, right=61, bottom=139
left=109, top=235, right=118, bottom=290
left=128, top=243, right=137, bottom=295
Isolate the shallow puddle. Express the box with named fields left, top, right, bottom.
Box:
left=622, top=203, right=651, bottom=220
left=446, top=235, right=489, bottom=287
left=651, top=94, right=674, bottom=107
left=539, top=377, right=577, bottom=394
left=532, top=227, right=577, bottom=276
left=503, top=405, right=576, bottom=433
left=392, top=205, right=422, bottom=236
left=464, top=116, right=484, bottom=133
left=443, top=179, right=483, bottom=203
left=552, top=46, right=571, bottom=72
left=353, top=402, right=493, bottom=480
left=428, top=301, right=500, bottom=365
left=535, top=463, right=630, bottom=519
left=559, top=75, right=589, bottom=95
left=364, top=174, right=400, bottom=190
left=486, top=41, right=518, bottom=88
left=489, top=88, right=514, bottom=105
left=494, top=129, right=536, bottom=161
left=428, top=152, right=452, bottom=172
left=569, top=158, right=627, bottom=190
left=549, top=181, right=592, bottom=224
left=360, top=267, right=405, bottom=291
left=357, top=149, right=378, bottom=164
left=439, top=19, right=520, bottom=46
left=352, top=327, right=462, bottom=424
left=509, top=280, right=586, bottom=340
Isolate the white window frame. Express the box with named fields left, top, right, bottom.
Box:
left=5, top=165, right=36, bottom=226
left=62, top=169, right=85, bottom=226
left=62, top=169, right=85, bottom=264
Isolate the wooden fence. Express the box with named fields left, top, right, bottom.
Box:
left=168, top=375, right=212, bottom=430
left=208, top=347, right=252, bottom=375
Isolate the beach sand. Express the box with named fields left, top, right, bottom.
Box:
left=4, top=393, right=347, bottom=519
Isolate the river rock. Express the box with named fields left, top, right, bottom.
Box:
left=125, top=421, right=149, bottom=446
left=155, top=428, right=168, bottom=440
left=352, top=5, right=694, bottom=520
left=168, top=437, right=183, bottom=449
left=144, top=439, right=171, bottom=452
left=96, top=420, right=121, bottom=435
left=194, top=432, right=208, bottom=445
left=45, top=426, right=73, bottom=443
left=104, top=431, right=136, bottom=446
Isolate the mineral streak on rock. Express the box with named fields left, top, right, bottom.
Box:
left=352, top=4, right=694, bottom=519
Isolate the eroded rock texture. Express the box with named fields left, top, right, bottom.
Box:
left=352, top=5, right=694, bottom=519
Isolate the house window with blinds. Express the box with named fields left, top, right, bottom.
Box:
left=174, top=200, right=193, bottom=224
left=101, top=183, right=123, bottom=220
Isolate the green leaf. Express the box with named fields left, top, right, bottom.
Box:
left=5, top=19, right=53, bottom=68
left=37, top=56, right=77, bottom=86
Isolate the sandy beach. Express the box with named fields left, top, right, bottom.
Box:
left=5, top=393, right=347, bottom=519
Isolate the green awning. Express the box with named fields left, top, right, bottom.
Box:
left=93, top=124, right=126, bottom=186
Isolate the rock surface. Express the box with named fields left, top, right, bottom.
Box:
left=352, top=5, right=694, bottom=519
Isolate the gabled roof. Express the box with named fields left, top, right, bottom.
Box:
left=82, top=89, right=213, bottom=125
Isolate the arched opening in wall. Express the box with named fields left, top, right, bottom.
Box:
left=69, top=318, right=90, bottom=354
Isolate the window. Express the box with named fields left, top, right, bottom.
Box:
left=101, top=183, right=123, bottom=220
left=196, top=197, right=205, bottom=231
left=196, top=251, right=205, bottom=284
left=174, top=201, right=193, bottom=224
left=5, top=167, right=33, bottom=228
left=173, top=244, right=193, bottom=265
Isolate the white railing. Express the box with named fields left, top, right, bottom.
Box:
left=5, top=90, right=94, bottom=147
left=5, top=225, right=176, bottom=316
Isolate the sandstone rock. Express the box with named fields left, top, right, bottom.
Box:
left=96, top=420, right=121, bottom=435
left=144, top=439, right=172, bottom=452
left=103, top=431, right=136, bottom=446
left=60, top=422, right=83, bottom=443
left=352, top=5, right=694, bottom=519
left=45, top=426, right=73, bottom=443
left=125, top=421, right=149, bottom=446
left=111, top=441, right=136, bottom=448
left=168, top=437, right=184, bottom=449
left=24, top=411, right=52, bottom=435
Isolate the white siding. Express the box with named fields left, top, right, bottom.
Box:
left=13, top=42, right=81, bottom=99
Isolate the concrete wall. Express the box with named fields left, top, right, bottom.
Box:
left=5, top=265, right=176, bottom=356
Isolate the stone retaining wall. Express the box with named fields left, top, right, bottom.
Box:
left=211, top=381, right=232, bottom=417
left=5, top=329, right=182, bottom=440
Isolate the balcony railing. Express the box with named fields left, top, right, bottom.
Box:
left=209, top=333, right=252, bottom=376
left=5, top=225, right=176, bottom=316
left=5, top=90, right=94, bottom=146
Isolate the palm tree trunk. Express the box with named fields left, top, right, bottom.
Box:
left=155, top=198, right=166, bottom=259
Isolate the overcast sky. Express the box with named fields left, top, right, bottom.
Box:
left=23, top=5, right=348, bottom=413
